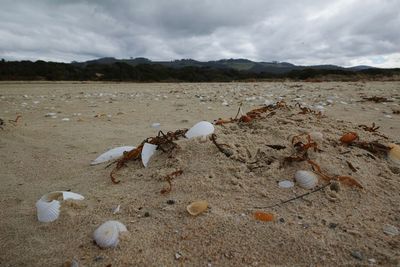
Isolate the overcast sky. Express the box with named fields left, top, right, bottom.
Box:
left=0, top=0, right=399, bottom=67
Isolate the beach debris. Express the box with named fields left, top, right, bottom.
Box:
left=141, top=143, right=158, bottom=167
left=295, top=103, right=322, bottom=117
left=0, top=118, right=4, bottom=130
left=361, top=96, right=392, bottom=103
left=36, top=191, right=84, bottom=222
left=61, top=118, right=70, bottom=121
left=358, top=122, right=380, bottom=132
left=93, top=220, right=128, bottom=249
left=112, top=205, right=121, bottom=214
left=339, top=132, right=359, bottom=144
left=62, top=258, right=79, bottom=267
left=160, top=169, right=183, bottom=194
left=151, top=122, right=161, bottom=129
left=253, top=211, right=275, bottom=222
left=187, top=200, right=208, bottom=216
left=388, top=143, right=400, bottom=165
left=278, top=180, right=294, bottom=189
left=266, top=144, right=286, bottom=150
left=350, top=141, right=390, bottom=157
left=346, top=161, right=357, bottom=172
left=283, top=134, right=320, bottom=163
left=383, top=224, right=399, bottom=236
left=8, top=115, right=22, bottom=125
left=109, top=128, right=188, bottom=183
left=45, top=112, right=57, bottom=117
left=295, top=170, right=318, bottom=189
left=185, top=121, right=214, bottom=139
left=350, top=250, right=364, bottom=261
left=91, top=146, right=135, bottom=165
left=309, top=131, right=324, bottom=142
left=210, top=134, right=233, bottom=157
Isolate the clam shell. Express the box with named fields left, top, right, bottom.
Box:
left=36, top=191, right=84, bottom=222
left=185, top=121, right=214, bottom=139
left=141, top=143, right=157, bottom=167
left=186, top=200, right=208, bottom=216
left=93, top=220, right=128, bottom=248
left=388, top=143, right=400, bottom=165
left=91, top=146, right=135, bottom=165
left=294, top=170, right=318, bottom=189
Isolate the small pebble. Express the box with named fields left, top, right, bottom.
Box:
left=329, top=223, right=338, bottom=229
left=368, top=258, right=376, bottom=264
left=279, top=218, right=285, bottom=223
left=383, top=224, right=399, bottom=236
left=175, top=252, right=182, bottom=260
left=144, top=212, right=150, bottom=217
left=351, top=250, right=363, bottom=261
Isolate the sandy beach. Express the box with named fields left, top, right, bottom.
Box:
left=0, top=81, right=399, bottom=266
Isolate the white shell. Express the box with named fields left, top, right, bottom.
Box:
left=141, top=143, right=157, bottom=167
left=36, top=191, right=84, bottom=222
left=309, top=131, right=323, bottom=141
left=91, top=146, right=135, bottom=165
left=294, top=170, right=318, bottom=189
left=93, top=220, right=128, bottom=248
left=278, top=180, right=294, bottom=189
left=185, top=121, right=214, bottom=139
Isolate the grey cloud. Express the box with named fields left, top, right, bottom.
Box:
left=0, top=0, right=399, bottom=67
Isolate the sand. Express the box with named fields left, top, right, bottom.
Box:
left=0, top=81, right=399, bottom=266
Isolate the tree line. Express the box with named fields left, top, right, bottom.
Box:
left=1, top=60, right=399, bottom=82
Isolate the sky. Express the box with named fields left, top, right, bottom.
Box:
left=0, top=0, right=399, bottom=68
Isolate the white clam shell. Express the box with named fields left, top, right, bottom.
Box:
left=93, top=220, right=128, bottom=248
left=185, top=121, right=214, bottom=139
left=141, top=143, right=157, bottom=167
left=294, top=170, right=318, bottom=189
left=36, top=191, right=84, bottom=222
left=91, top=146, right=135, bottom=165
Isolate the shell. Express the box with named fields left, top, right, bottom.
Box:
left=383, top=224, right=399, bottom=236
left=294, top=170, right=318, bottom=189
left=254, top=211, right=275, bottom=222
left=339, top=132, right=358, bottom=144
left=278, top=180, right=294, bottom=189
left=36, top=191, right=84, bottom=222
left=309, top=131, right=323, bottom=142
left=388, top=143, right=400, bottom=165
left=93, top=220, right=128, bottom=249
left=141, top=143, right=157, bottom=167
left=186, top=200, right=208, bottom=216
left=185, top=121, right=214, bottom=139
left=91, top=146, right=135, bottom=165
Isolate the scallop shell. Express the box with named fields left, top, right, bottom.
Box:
left=93, top=220, right=128, bottom=248
left=36, top=191, right=84, bottom=222
left=294, top=170, right=318, bottom=189
left=388, top=143, right=400, bottom=165
left=185, top=121, right=214, bottom=139
left=186, top=200, right=208, bottom=216
left=141, top=143, right=157, bottom=167
left=91, top=146, right=135, bottom=165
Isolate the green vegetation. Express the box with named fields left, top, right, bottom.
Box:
left=1, top=59, right=399, bottom=82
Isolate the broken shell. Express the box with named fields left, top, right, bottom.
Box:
left=278, top=180, right=294, bottom=189
left=294, top=170, right=318, bottom=189
left=339, top=132, right=358, bottom=144
left=186, top=200, right=208, bottom=216
left=141, top=143, right=157, bottom=167
left=388, top=143, right=400, bottom=165
left=185, top=121, right=214, bottom=139
left=309, top=131, right=323, bottom=142
left=91, top=146, right=135, bottom=165
left=36, top=191, right=84, bottom=222
left=93, top=220, right=128, bottom=249
left=383, top=224, right=399, bottom=236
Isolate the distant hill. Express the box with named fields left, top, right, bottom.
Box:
left=74, top=57, right=375, bottom=74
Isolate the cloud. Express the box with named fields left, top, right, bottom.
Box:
left=0, top=0, right=399, bottom=67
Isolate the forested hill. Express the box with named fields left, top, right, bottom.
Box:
left=1, top=58, right=399, bottom=82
